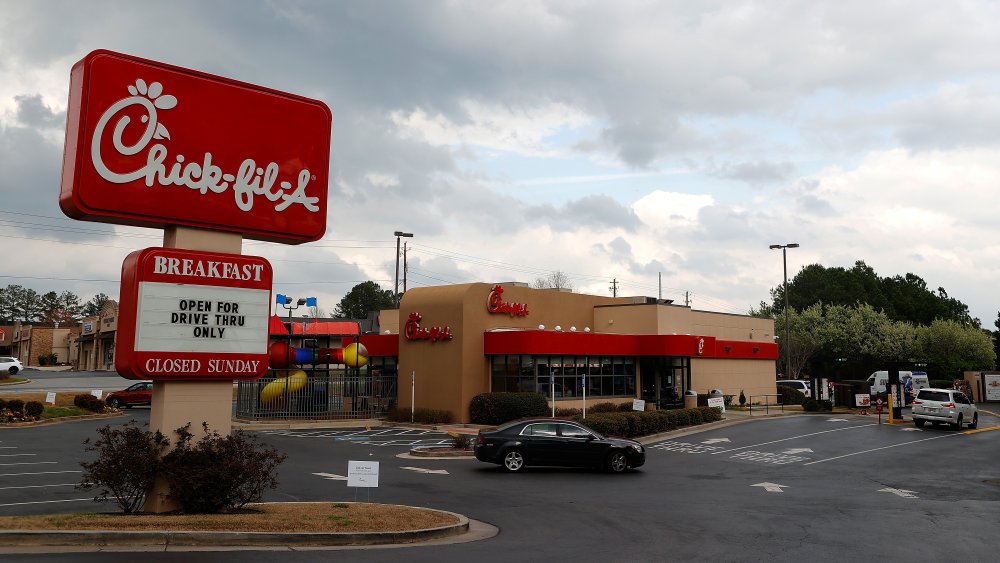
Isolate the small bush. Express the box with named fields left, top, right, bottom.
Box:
left=448, top=432, right=472, bottom=450
left=385, top=407, right=454, bottom=424
left=588, top=402, right=622, bottom=413
left=739, top=389, right=747, bottom=406
left=0, top=398, right=6, bottom=410
left=569, top=407, right=719, bottom=438
left=555, top=407, right=581, bottom=417
left=802, top=398, right=821, bottom=412
left=161, top=423, right=287, bottom=514
left=6, top=399, right=24, bottom=413
left=469, top=392, right=549, bottom=425
left=777, top=386, right=806, bottom=406
left=73, top=394, right=106, bottom=412
left=25, top=401, right=44, bottom=418
left=37, top=355, right=49, bottom=366
left=78, top=421, right=169, bottom=514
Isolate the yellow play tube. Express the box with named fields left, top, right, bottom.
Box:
left=260, top=369, right=308, bottom=404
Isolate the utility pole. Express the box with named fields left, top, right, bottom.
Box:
left=610, top=278, right=618, bottom=297
left=658, top=272, right=661, bottom=300
left=403, top=241, right=409, bottom=293
left=685, top=291, right=690, bottom=307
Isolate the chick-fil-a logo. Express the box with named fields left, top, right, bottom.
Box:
left=403, top=312, right=453, bottom=343
left=91, top=78, right=319, bottom=214
left=486, top=285, right=529, bottom=317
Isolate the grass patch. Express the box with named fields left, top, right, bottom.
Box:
left=0, top=377, right=28, bottom=386
left=40, top=406, right=89, bottom=419
left=0, top=503, right=459, bottom=533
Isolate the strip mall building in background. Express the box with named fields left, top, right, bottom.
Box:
left=367, top=282, right=778, bottom=423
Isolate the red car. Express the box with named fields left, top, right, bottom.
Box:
left=106, top=381, right=153, bottom=409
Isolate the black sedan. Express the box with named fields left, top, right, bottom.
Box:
left=474, top=418, right=645, bottom=473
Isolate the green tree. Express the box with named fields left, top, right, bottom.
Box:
left=333, top=281, right=395, bottom=319
left=83, top=293, right=111, bottom=318
left=915, top=319, right=996, bottom=379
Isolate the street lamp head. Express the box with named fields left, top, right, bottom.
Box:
left=769, top=245, right=781, bottom=249
left=787, top=243, right=800, bottom=248
left=394, top=231, right=413, bottom=238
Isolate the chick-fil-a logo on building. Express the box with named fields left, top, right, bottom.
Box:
left=486, top=285, right=529, bottom=317
left=60, top=50, right=332, bottom=244
left=404, top=312, right=453, bottom=343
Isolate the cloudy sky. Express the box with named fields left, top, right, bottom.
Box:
left=2, top=1, right=998, bottom=324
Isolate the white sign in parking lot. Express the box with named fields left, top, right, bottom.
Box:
left=347, top=461, right=380, bottom=487
left=707, top=397, right=725, bottom=412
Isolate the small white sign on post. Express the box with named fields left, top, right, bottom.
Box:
left=855, top=394, right=871, bottom=407
left=90, top=390, right=103, bottom=399
left=347, top=461, right=380, bottom=488
left=45, top=392, right=57, bottom=405
left=632, top=399, right=645, bottom=411
left=707, top=397, right=725, bottom=412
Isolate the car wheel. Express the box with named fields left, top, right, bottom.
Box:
left=108, top=397, right=124, bottom=409
left=970, top=413, right=978, bottom=430
left=607, top=451, right=628, bottom=473
left=502, top=449, right=525, bottom=472
left=952, top=414, right=962, bottom=430
left=7, top=366, right=16, bottom=375
left=914, top=419, right=925, bottom=428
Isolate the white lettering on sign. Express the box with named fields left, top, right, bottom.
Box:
left=207, top=359, right=260, bottom=374
left=152, top=256, right=265, bottom=281
left=90, top=79, right=319, bottom=214
left=145, top=358, right=203, bottom=373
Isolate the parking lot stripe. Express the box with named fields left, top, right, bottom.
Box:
left=0, top=462, right=57, bottom=467
left=0, top=470, right=81, bottom=477
left=963, top=427, right=1000, bottom=435
left=803, top=433, right=960, bottom=465
left=711, top=424, right=877, bottom=455
left=0, top=483, right=77, bottom=490
left=0, top=498, right=95, bottom=508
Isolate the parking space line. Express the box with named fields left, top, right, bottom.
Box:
left=710, top=424, right=878, bottom=455
left=0, top=462, right=57, bottom=467
left=0, top=484, right=77, bottom=490
left=0, top=470, right=82, bottom=477
left=803, top=433, right=960, bottom=465
left=0, top=498, right=95, bottom=508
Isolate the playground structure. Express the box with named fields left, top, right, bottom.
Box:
left=235, top=319, right=397, bottom=421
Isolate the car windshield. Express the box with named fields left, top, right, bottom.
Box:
left=917, top=390, right=951, bottom=402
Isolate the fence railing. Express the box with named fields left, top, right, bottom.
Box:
left=234, top=373, right=397, bottom=421
left=748, top=394, right=785, bottom=415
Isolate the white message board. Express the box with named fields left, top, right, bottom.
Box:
left=632, top=399, right=645, bottom=411
left=855, top=394, right=871, bottom=407
left=45, top=392, right=57, bottom=405
left=707, top=397, right=725, bottom=412
left=91, top=389, right=103, bottom=399
left=986, top=374, right=1000, bottom=402
left=347, top=461, right=380, bottom=488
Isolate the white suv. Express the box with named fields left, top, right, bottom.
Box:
left=912, top=388, right=977, bottom=430
left=776, top=379, right=811, bottom=398
left=1, top=356, right=23, bottom=376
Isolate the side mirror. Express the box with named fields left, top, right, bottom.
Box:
left=587, top=434, right=596, bottom=441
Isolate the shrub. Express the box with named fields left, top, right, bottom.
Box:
left=37, top=355, right=49, bottom=366
left=448, top=432, right=472, bottom=450
left=698, top=406, right=723, bottom=422
left=25, top=401, right=44, bottom=418
left=555, top=407, right=581, bottom=417
left=802, top=398, right=821, bottom=412
left=569, top=407, right=719, bottom=438
left=588, top=402, right=622, bottom=413
left=739, top=389, right=747, bottom=406
left=0, top=398, right=6, bottom=410
left=384, top=407, right=453, bottom=424
left=6, top=399, right=24, bottom=413
left=73, top=394, right=106, bottom=412
left=78, top=421, right=170, bottom=514
left=777, top=386, right=806, bottom=406
left=469, top=392, right=549, bottom=425
left=160, top=423, right=287, bottom=513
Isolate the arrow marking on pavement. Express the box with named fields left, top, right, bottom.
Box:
left=878, top=487, right=918, bottom=499
left=313, top=472, right=348, bottom=481
left=752, top=482, right=788, bottom=493
left=900, top=428, right=923, bottom=432
left=401, top=467, right=450, bottom=475
left=782, top=448, right=813, bottom=455
left=701, top=438, right=731, bottom=444
left=826, top=418, right=849, bottom=422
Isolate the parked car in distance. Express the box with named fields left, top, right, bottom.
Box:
left=776, top=379, right=811, bottom=398
left=474, top=418, right=645, bottom=473
left=911, top=388, right=977, bottom=430
left=0, top=356, right=23, bottom=376
left=105, top=381, right=153, bottom=409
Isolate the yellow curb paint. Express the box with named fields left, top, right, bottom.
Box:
left=963, top=426, right=1000, bottom=435
left=978, top=410, right=1000, bottom=418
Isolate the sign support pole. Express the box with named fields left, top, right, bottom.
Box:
left=143, top=226, right=243, bottom=514
left=411, top=370, right=415, bottom=424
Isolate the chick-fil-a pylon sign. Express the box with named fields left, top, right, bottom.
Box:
left=59, top=50, right=331, bottom=244
left=116, top=247, right=273, bottom=381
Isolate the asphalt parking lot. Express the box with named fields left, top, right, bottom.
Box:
left=2, top=410, right=998, bottom=562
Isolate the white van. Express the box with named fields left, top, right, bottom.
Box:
left=867, top=371, right=929, bottom=402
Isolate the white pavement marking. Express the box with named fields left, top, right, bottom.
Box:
left=782, top=448, right=813, bottom=454
left=731, top=451, right=809, bottom=465
left=878, top=487, right=919, bottom=499
left=0, top=453, right=36, bottom=457
left=900, top=428, right=923, bottom=432
left=0, top=483, right=77, bottom=490
left=826, top=418, right=849, bottom=422
left=803, top=433, right=961, bottom=465
left=0, top=470, right=81, bottom=477
left=752, top=482, right=788, bottom=493
left=313, top=472, right=348, bottom=481
left=401, top=467, right=450, bottom=475
left=0, top=462, right=57, bottom=467
left=701, top=438, right=731, bottom=444
left=0, top=498, right=95, bottom=508
left=650, top=441, right=725, bottom=454
left=711, top=424, right=877, bottom=455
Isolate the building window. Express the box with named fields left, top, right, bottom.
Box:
left=488, top=354, right=637, bottom=399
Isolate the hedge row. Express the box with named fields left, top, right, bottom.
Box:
left=74, top=394, right=106, bottom=412
left=469, top=392, right=550, bottom=425
left=569, top=407, right=723, bottom=438
left=385, top=407, right=454, bottom=424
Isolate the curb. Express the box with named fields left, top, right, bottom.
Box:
left=0, top=504, right=472, bottom=550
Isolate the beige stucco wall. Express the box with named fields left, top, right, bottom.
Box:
left=691, top=358, right=777, bottom=404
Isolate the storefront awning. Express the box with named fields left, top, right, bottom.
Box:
left=483, top=330, right=777, bottom=360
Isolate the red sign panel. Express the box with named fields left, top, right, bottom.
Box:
left=116, top=247, right=273, bottom=381
left=60, top=50, right=331, bottom=244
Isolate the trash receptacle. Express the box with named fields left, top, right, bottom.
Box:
left=684, top=389, right=698, bottom=409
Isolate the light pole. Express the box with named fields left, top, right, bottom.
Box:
left=394, top=231, right=413, bottom=306
left=769, top=243, right=799, bottom=380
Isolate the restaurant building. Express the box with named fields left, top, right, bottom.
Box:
left=367, top=282, right=778, bottom=424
